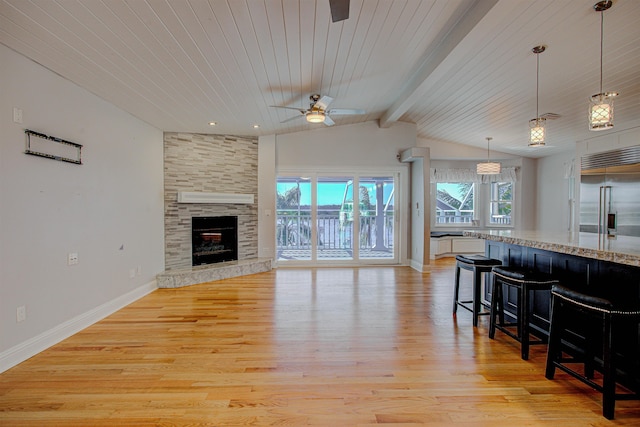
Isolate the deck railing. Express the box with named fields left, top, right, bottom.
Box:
left=276, top=209, right=394, bottom=251
left=435, top=213, right=511, bottom=225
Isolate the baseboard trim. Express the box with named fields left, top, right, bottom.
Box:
left=410, top=259, right=427, bottom=272
left=0, top=280, right=157, bottom=374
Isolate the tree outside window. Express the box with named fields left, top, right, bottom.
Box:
left=435, top=182, right=475, bottom=224
left=490, top=182, right=512, bottom=225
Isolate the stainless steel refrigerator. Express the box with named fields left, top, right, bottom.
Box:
left=579, top=146, right=640, bottom=238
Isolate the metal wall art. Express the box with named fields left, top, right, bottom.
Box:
left=24, top=129, right=82, bottom=165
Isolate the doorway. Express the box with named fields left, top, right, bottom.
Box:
left=276, top=173, right=398, bottom=265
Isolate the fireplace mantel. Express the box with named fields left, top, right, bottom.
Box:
left=177, top=191, right=254, bottom=204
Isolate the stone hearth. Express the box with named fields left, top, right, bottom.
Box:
left=157, top=258, right=271, bottom=288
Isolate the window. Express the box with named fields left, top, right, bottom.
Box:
left=432, top=167, right=517, bottom=228
left=489, top=182, right=512, bottom=225
left=435, top=182, right=475, bottom=224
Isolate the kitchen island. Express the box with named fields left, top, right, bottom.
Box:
left=465, top=229, right=640, bottom=387
left=462, top=229, right=640, bottom=267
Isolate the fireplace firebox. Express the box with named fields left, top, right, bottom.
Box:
left=192, top=216, right=238, bottom=266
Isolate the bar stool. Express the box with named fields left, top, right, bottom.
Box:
left=545, top=284, right=640, bottom=420
left=453, top=254, right=502, bottom=327
left=489, top=266, right=558, bottom=360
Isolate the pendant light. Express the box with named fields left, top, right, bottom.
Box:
left=477, top=137, right=501, bottom=175
left=589, top=1, right=618, bottom=131
left=529, top=45, right=546, bottom=147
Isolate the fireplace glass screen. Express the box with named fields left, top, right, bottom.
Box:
left=192, top=216, right=238, bottom=266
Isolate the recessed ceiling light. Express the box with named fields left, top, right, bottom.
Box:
left=208, top=121, right=217, bottom=126
left=253, top=124, right=260, bottom=129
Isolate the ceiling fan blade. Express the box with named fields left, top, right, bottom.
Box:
left=270, top=105, right=306, bottom=114
left=314, top=96, right=334, bottom=111
left=280, top=115, right=304, bottom=124
left=324, top=115, right=335, bottom=126
left=329, top=0, right=350, bottom=23
left=327, top=108, right=365, bottom=115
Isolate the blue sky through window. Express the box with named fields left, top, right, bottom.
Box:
left=277, top=179, right=394, bottom=207
left=437, top=183, right=466, bottom=201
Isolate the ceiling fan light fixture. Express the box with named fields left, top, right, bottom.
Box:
left=306, top=110, right=325, bottom=123
left=477, top=137, right=501, bottom=175
left=589, top=1, right=617, bottom=131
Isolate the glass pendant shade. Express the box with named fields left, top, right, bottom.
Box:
left=476, top=162, right=501, bottom=175
left=306, top=111, right=325, bottom=123
left=589, top=92, right=616, bottom=131
left=529, top=117, right=546, bottom=146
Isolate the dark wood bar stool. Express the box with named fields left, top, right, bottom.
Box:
left=453, top=254, right=502, bottom=327
left=489, top=266, right=558, bottom=360
left=545, top=284, right=640, bottom=420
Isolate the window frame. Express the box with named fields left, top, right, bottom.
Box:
left=433, top=181, right=477, bottom=227
left=276, top=170, right=401, bottom=265
left=488, top=181, right=514, bottom=227
left=431, top=178, right=516, bottom=230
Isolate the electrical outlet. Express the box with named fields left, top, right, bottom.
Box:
left=13, top=107, right=23, bottom=124
left=17, top=305, right=26, bottom=322
left=129, top=268, right=136, bottom=279
left=68, top=252, right=79, bottom=265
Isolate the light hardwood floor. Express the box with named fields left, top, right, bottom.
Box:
left=1, top=258, right=639, bottom=426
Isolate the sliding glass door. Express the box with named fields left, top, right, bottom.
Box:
left=358, top=176, right=394, bottom=260
left=276, top=177, right=312, bottom=261
left=276, top=173, right=397, bottom=265
left=317, top=176, right=353, bottom=261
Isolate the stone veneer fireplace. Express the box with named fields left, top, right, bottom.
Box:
left=163, top=132, right=258, bottom=270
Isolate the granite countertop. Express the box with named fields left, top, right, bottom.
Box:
left=463, top=229, right=640, bottom=267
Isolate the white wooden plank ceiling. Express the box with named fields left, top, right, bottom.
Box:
left=1, top=0, right=639, bottom=158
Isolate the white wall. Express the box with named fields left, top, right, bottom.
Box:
left=262, top=121, right=415, bottom=265
left=404, top=149, right=430, bottom=271
left=0, top=45, right=165, bottom=372
left=276, top=120, right=416, bottom=168
left=517, top=157, right=537, bottom=230
left=257, top=134, right=276, bottom=260
left=418, top=137, right=518, bottom=161
left=535, top=150, right=575, bottom=232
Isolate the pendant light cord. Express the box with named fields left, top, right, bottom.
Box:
left=536, top=51, right=540, bottom=119
left=486, top=137, right=492, bottom=161
left=599, top=9, right=604, bottom=94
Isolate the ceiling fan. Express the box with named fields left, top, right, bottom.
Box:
left=271, top=94, right=365, bottom=126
